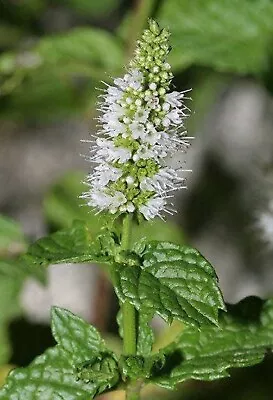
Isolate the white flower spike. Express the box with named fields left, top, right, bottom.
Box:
left=83, top=19, right=191, bottom=220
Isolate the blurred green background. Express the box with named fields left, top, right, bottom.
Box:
left=0, top=0, right=273, bottom=398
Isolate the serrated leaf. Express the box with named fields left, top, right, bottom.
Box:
left=51, top=307, right=106, bottom=363
left=159, top=0, right=273, bottom=74
left=0, top=347, right=97, bottom=399
left=0, top=215, right=26, bottom=256
left=120, top=353, right=165, bottom=380
left=22, top=220, right=110, bottom=268
left=113, top=241, right=225, bottom=327
left=76, top=354, right=119, bottom=392
left=152, top=296, right=273, bottom=389
left=137, top=313, right=154, bottom=355
left=0, top=308, right=120, bottom=398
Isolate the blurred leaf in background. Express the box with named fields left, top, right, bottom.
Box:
left=0, top=216, right=26, bottom=258
left=64, top=0, right=120, bottom=18
left=0, top=1, right=273, bottom=397
left=0, top=216, right=46, bottom=367
left=0, top=216, right=27, bottom=365
left=159, top=0, right=273, bottom=74
left=44, top=172, right=185, bottom=244
left=0, top=27, right=123, bottom=120
left=1, top=0, right=273, bottom=122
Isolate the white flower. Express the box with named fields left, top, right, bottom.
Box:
left=135, top=109, right=149, bottom=124
left=139, top=197, right=166, bottom=220
left=96, top=139, right=131, bottom=163
left=104, top=86, right=123, bottom=103
left=102, top=117, right=126, bottom=137
left=83, top=20, right=191, bottom=220
left=166, top=109, right=182, bottom=125
left=89, top=191, right=112, bottom=209
left=134, top=145, right=155, bottom=160
left=89, top=164, right=122, bottom=188
left=110, top=191, right=127, bottom=211
left=165, top=91, right=184, bottom=108
left=130, top=121, right=146, bottom=140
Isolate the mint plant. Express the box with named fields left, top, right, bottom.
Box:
left=1, top=19, right=273, bottom=400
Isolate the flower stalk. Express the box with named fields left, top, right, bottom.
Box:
left=82, top=19, right=191, bottom=400
left=82, top=19, right=190, bottom=221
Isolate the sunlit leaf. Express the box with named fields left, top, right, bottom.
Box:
left=113, top=241, right=225, bottom=327
left=153, top=297, right=273, bottom=388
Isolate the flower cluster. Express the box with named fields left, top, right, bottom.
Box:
left=83, top=20, right=190, bottom=220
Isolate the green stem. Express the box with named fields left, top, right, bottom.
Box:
left=123, top=300, right=137, bottom=355
left=120, top=214, right=140, bottom=399
left=126, top=380, right=143, bottom=400
left=121, top=214, right=137, bottom=356
left=121, top=213, right=133, bottom=251
left=126, top=0, right=157, bottom=61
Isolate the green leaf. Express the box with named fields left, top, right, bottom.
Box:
left=36, top=28, right=122, bottom=73
left=0, top=257, right=45, bottom=284
left=44, top=171, right=102, bottom=232
left=0, top=277, right=22, bottom=364
left=137, top=313, right=154, bottom=355
left=0, top=257, right=46, bottom=364
left=75, top=355, right=119, bottom=392
left=0, top=256, right=47, bottom=364
left=152, top=296, right=273, bottom=389
left=0, top=214, right=46, bottom=364
left=22, top=220, right=110, bottom=268
left=0, top=308, right=120, bottom=398
left=0, top=347, right=98, bottom=399
left=158, top=0, right=273, bottom=74
left=0, top=277, right=21, bottom=322
left=51, top=308, right=119, bottom=393
left=113, top=241, right=225, bottom=327
left=65, top=0, right=119, bottom=17
left=0, top=23, right=24, bottom=49
left=0, top=215, right=26, bottom=256
left=133, top=218, right=184, bottom=246
left=0, top=213, right=44, bottom=363
left=51, top=307, right=106, bottom=362
left=0, top=28, right=123, bottom=120
left=120, top=353, right=165, bottom=380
